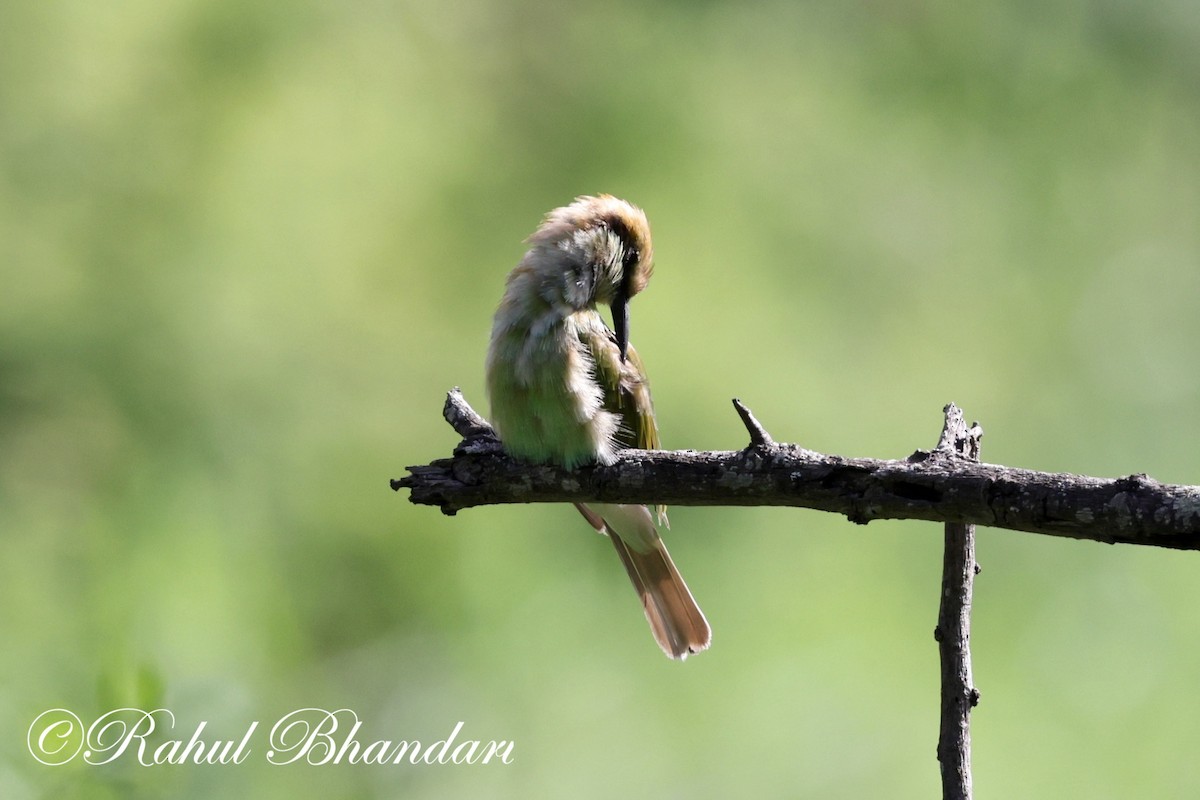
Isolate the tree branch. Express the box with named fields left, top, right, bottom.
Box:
left=392, top=390, right=1200, bottom=550
left=934, top=405, right=981, bottom=800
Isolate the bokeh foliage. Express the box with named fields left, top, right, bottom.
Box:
left=2, top=0, right=1199, bottom=796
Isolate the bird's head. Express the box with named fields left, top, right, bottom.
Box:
left=527, top=194, right=654, bottom=361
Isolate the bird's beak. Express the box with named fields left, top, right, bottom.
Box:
left=612, top=290, right=630, bottom=363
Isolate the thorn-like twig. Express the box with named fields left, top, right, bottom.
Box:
left=935, top=403, right=983, bottom=461
left=732, top=398, right=775, bottom=448
left=443, top=387, right=496, bottom=440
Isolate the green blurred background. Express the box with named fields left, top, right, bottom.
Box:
left=3, top=0, right=1199, bottom=797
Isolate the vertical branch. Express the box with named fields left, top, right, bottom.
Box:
left=934, top=405, right=982, bottom=800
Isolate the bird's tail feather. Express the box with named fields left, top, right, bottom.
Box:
left=575, top=503, right=711, bottom=660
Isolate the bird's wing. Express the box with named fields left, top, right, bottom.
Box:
left=584, top=324, right=660, bottom=451
left=583, top=322, right=668, bottom=526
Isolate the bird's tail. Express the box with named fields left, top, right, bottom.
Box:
left=576, top=503, right=711, bottom=660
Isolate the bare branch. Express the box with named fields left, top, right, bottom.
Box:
left=934, top=403, right=981, bottom=800
left=392, top=391, right=1200, bottom=551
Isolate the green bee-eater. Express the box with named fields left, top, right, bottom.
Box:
left=485, top=195, right=711, bottom=659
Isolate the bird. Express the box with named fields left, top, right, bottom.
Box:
left=485, top=194, right=711, bottom=660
